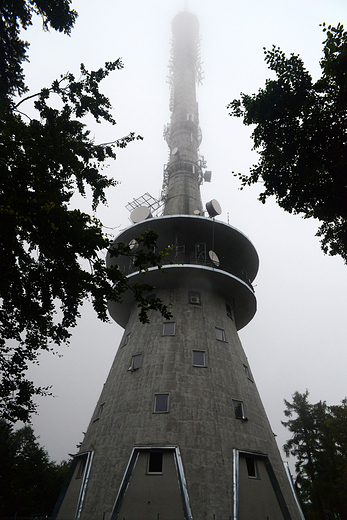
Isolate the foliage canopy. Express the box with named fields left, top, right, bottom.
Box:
left=0, top=1, right=171, bottom=423
left=0, top=418, right=70, bottom=516
left=283, top=391, right=347, bottom=519
left=228, top=23, right=347, bottom=263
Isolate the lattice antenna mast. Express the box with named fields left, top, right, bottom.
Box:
left=161, top=10, right=208, bottom=216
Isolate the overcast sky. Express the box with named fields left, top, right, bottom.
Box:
left=23, top=0, right=347, bottom=466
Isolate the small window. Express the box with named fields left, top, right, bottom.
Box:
left=193, top=350, right=206, bottom=367
left=243, top=364, right=253, bottom=382
left=94, top=402, right=105, bottom=421
left=122, top=332, right=131, bottom=348
left=147, top=451, right=163, bottom=474
left=189, top=291, right=201, bottom=305
left=129, top=353, right=142, bottom=371
left=154, top=394, right=169, bottom=413
left=245, top=456, right=258, bottom=478
left=232, top=399, right=246, bottom=420
left=215, top=327, right=226, bottom=342
left=226, top=303, right=233, bottom=320
left=163, top=322, right=175, bottom=336
left=76, top=457, right=86, bottom=479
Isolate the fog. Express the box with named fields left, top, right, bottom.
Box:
left=22, top=0, right=347, bottom=467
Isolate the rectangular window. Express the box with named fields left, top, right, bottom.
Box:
left=147, top=451, right=163, bottom=474
left=154, top=394, right=169, bottom=413
left=226, top=303, right=233, bottom=320
left=94, top=402, right=105, bottom=422
left=76, top=457, right=87, bottom=479
left=122, top=332, right=131, bottom=348
left=215, top=327, right=226, bottom=342
left=243, top=364, right=253, bottom=382
left=193, top=350, right=206, bottom=367
left=129, top=353, right=142, bottom=371
left=189, top=291, right=201, bottom=305
left=232, top=399, right=246, bottom=420
left=163, top=322, right=175, bottom=336
left=245, top=456, right=258, bottom=478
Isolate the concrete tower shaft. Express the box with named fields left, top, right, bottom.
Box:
left=164, top=11, right=203, bottom=216
left=54, top=9, right=304, bottom=520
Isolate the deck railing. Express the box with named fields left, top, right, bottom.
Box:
left=126, top=250, right=254, bottom=292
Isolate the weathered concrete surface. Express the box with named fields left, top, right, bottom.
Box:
left=72, top=286, right=301, bottom=520
left=55, top=10, right=303, bottom=520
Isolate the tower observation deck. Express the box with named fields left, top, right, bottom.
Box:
left=54, top=10, right=303, bottom=520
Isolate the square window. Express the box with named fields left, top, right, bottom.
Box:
left=147, top=451, right=163, bottom=474
left=215, top=327, right=226, bottom=342
left=189, top=291, right=201, bottom=305
left=232, top=399, right=246, bottom=420
left=245, top=456, right=258, bottom=478
left=163, top=322, right=175, bottom=336
left=154, top=394, right=169, bottom=413
left=193, top=350, right=206, bottom=367
left=129, top=353, right=142, bottom=371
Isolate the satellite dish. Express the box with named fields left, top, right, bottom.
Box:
left=209, top=250, right=220, bottom=266
left=129, top=239, right=138, bottom=251
left=172, top=146, right=178, bottom=155
left=193, top=209, right=201, bottom=215
left=206, top=199, right=222, bottom=217
left=204, top=171, right=212, bottom=182
left=130, top=206, right=152, bottom=223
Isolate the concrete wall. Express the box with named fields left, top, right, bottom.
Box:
left=60, top=284, right=302, bottom=520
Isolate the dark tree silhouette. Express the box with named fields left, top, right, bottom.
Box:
left=228, top=23, right=347, bottom=263
left=0, top=419, right=71, bottom=516
left=283, top=391, right=347, bottom=519
left=0, top=1, right=171, bottom=423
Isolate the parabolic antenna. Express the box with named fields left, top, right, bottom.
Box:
left=172, top=146, right=179, bottom=155
left=206, top=199, right=222, bottom=218
left=204, top=171, right=212, bottom=182
left=209, top=250, right=220, bottom=266
left=130, top=206, right=152, bottom=223
left=129, top=239, right=138, bottom=251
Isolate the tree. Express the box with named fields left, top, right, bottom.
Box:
left=228, top=23, right=347, bottom=263
left=0, top=418, right=70, bottom=516
left=0, top=2, right=171, bottom=423
left=282, top=391, right=347, bottom=519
